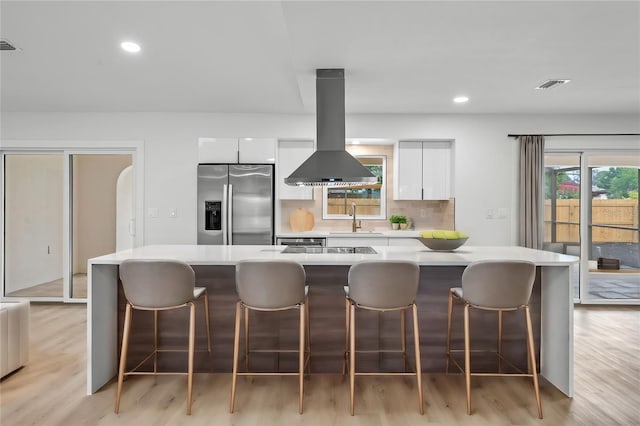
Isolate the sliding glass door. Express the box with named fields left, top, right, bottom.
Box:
left=585, top=154, right=639, bottom=302
left=2, top=151, right=134, bottom=302
left=4, top=154, right=65, bottom=299
left=544, top=154, right=582, bottom=301
left=545, top=151, right=639, bottom=304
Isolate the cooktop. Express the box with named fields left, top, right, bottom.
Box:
left=282, top=246, right=377, bottom=254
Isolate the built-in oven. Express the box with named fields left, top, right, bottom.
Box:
left=276, top=237, right=326, bottom=247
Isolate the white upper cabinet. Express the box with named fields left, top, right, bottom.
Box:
left=238, top=138, right=276, bottom=164
left=277, top=140, right=314, bottom=200
left=198, top=138, right=276, bottom=164
left=421, top=141, right=452, bottom=200
left=395, top=141, right=423, bottom=200
left=198, top=138, right=238, bottom=163
left=394, top=140, right=454, bottom=200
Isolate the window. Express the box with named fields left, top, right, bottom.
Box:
left=322, top=155, right=386, bottom=219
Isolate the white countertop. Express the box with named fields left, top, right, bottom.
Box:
left=89, top=244, right=578, bottom=267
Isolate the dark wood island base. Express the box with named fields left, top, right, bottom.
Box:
left=117, top=265, right=541, bottom=375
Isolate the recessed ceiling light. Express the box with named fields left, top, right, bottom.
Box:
left=535, top=79, right=571, bottom=90
left=453, top=96, right=469, bottom=103
left=120, top=41, right=141, bottom=53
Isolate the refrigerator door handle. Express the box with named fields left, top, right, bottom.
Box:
left=228, top=184, right=233, bottom=245
left=222, top=184, right=228, bottom=245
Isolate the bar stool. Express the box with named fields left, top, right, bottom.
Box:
left=445, top=260, right=543, bottom=419
left=115, top=259, right=212, bottom=415
left=344, top=260, right=423, bottom=415
left=230, top=260, right=309, bottom=414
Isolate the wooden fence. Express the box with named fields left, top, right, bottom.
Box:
left=327, top=198, right=380, bottom=216
left=544, top=199, right=639, bottom=243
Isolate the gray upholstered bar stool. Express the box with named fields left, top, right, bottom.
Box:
left=115, top=259, right=212, bottom=415
left=445, top=260, right=543, bottom=419
left=230, top=260, right=309, bottom=414
left=344, top=260, right=423, bottom=416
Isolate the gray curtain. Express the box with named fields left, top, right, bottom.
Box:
left=519, top=135, right=545, bottom=249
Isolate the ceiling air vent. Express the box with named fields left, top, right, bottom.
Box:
left=535, top=79, right=571, bottom=90
left=0, top=39, right=18, bottom=51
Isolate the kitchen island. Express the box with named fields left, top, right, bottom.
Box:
left=87, top=244, right=577, bottom=398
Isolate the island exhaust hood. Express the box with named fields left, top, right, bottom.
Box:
left=285, top=69, right=376, bottom=186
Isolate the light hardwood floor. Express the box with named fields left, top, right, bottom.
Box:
left=6, top=274, right=87, bottom=298
left=1, top=304, right=638, bottom=425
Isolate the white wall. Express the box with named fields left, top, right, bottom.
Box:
left=2, top=112, right=638, bottom=246
left=4, top=154, right=64, bottom=292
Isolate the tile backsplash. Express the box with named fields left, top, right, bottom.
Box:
left=279, top=144, right=455, bottom=232
left=280, top=197, right=454, bottom=232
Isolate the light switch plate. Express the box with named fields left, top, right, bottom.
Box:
left=148, top=207, right=159, bottom=218
left=169, top=208, right=178, bottom=218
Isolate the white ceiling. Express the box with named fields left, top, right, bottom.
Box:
left=1, top=1, right=639, bottom=114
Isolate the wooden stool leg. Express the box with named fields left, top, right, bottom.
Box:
left=299, top=303, right=306, bottom=414
left=497, top=310, right=503, bottom=356
left=187, top=302, right=195, bottom=415
left=412, top=304, right=424, bottom=415
left=401, top=309, right=407, bottom=370
left=153, top=310, right=158, bottom=373
left=445, top=289, right=453, bottom=373
left=305, top=297, right=311, bottom=374
left=343, top=297, right=350, bottom=376
left=464, top=304, right=472, bottom=415
left=498, top=310, right=503, bottom=372
left=244, top=306, right=250, bottom=370
left=349, top=303, right=356, bottom=416
left=203, top=290, right=212, bottom=354
left=115, top=303, right=133, bottom=414
left=230, top=301, right=242, bottom=413
left=525, top=306, right=543, bottom=419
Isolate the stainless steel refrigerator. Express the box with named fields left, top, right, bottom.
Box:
left=197, top=164, right=274, bottom=245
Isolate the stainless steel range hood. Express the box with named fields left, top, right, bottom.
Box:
left=285, top=69, right=376, bottom=186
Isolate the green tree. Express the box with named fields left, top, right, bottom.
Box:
left=593, top=167, right=639, bottom=199
left=546, top=168, right=580, bottom=199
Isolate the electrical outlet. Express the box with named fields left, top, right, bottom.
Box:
left=420, top=209, right=427, bottom=218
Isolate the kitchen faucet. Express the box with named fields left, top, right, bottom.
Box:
left=351, top=202, right=361, bottom=232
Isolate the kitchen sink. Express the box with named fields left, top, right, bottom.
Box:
left=329, top=231, right=383, bottom=235
left=282, top=246, right=377, bottom=254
